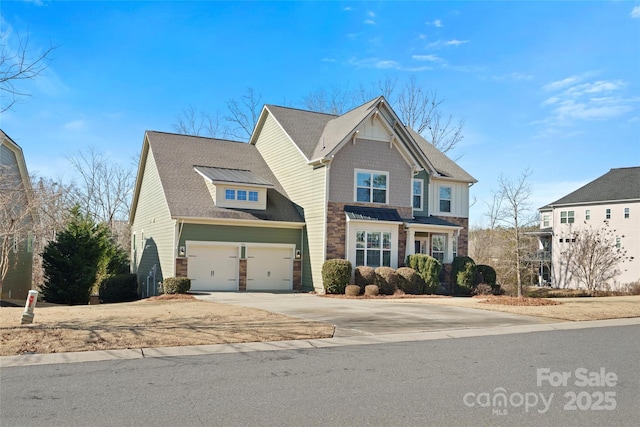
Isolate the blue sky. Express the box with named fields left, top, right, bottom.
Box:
left=2, top=1, right=639, bottom=227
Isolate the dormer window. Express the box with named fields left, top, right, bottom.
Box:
left=195, top=166, right=271, bottom=211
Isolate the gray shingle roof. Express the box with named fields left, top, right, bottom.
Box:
left=407, top=216, right=461, bottom=227
left=545, top=167, right=640, bottom=207
left=144, top=131, right=303, bottom=223
left=406, top=127, right=477, bottom=183
left=344, top=205, right=403, bottom=222
left=194, top=166, right=273, bottom=187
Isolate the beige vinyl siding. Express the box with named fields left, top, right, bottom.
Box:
left=131, top=147, right=176, bottom=287
left=254, top=113, right=327, bottom=291
left=329, top=138, right=412, bottom=207
left=0, top=142, right=33, bottom=299
left=429, top=179, right=470, bottom=218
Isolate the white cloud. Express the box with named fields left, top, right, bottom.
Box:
left=367, top=11, right=375, bottom=18
left=412, top=54, right=442, bottom=62
left=364, top=19, right=376, bottom=25
left=631, top=6, right=640, bottom=18
left=445, top=39, right=469, bottom=47
left=427, top=39, right=469, bottom=49
left=347, top=57, right=399, bottom=69
left=343, top=6, right=353, bottom=12
left=492, top=72, right=534, bottom=82
left=427, top=19, right=443, bottom=27
left=23, top=0, right=45, bottom=6
left=321, top=57, right=337, bottom=63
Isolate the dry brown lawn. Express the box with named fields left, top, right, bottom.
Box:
left=0, top=296, right=334, bottom=356
left=402, top=295, right=640, bottom=321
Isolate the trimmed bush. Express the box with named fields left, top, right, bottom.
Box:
left=374, top=267, right=398, bottom=295
left=163, top=277, right=191, bottom=294
left=99, top=273, right=138, bottom=303
left=345, top=284, right=361, bottom=296
left=473, top=283, right=493, bottom=296
left=354, top=265, right=376, bottom=290
left=364, top=285, right=379, bottom=296
left=476, top=265, right=497, bottom=287
left=396, top=267, right=419, bottom=294
left=322, top=259, right=352, bottom=294
left=452, top=256, right=477, bottom=296
left=407, top=254, right=441, bottom=294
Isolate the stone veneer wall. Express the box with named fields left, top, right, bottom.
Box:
left=434, top=216, right=469, bottom=256
left=175, top=257, right=188, bottom=277
left=239, top=259, right=247, bottom=291
left=326, top=201, right=412, bottom=266
left=293, top=260, right=302, bottom=290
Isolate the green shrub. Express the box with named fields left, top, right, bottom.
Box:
left=99, top=273, right=138, bottom=303
left=354, top=266, right=376, bottom=290
left=163, top=277, right=191, bottom=294
left=452, top=256, right=477, bottom=296
left=407, top=254, right=441, bottom=294
left=452, top=256, right=476, bottom=284
left=345, top=284, right=361, bottom=296
left=396, top=267, right=418, bottom=294
left=374, top=267, right=398, bottom=295
left=322, top=259, right=352, bottom=294
left=364, top=285, right=379, bottom=296
left=476, top=265, right=497, bottom=286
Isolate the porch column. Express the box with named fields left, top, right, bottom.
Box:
left=445, top=231, right=454, bottom=263
left=406, top=226, right=415, bottom=257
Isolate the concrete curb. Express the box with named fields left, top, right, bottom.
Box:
left=2, top=317, right=638, bottom=368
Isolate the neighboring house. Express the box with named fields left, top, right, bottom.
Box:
left=130, top=96, right=476, bottom=294
left=531, top=167, right=640, bottom=289
left=0, top=130, right=35, bottom=300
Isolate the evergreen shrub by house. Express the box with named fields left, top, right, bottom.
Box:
left=396, top=267, right=419, bottom=294
left=322, top=259, right=352, bottom=294
left=364, top=284, right=379, bottom=296
left=99, top=274, right=139, bottom=303
left=406, top=254, right=441, bottom=294
left=354, top=265, right=376, bottom=290
left=476, top=264, right=497, bottom=287
left=452, top=256, right=477, bottom=295
left=163, top=277, right=191, bottom=294
left=374, top=267, right=398, bottom=295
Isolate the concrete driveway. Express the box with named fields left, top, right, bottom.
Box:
left=195, top=292, right=550, bottom=337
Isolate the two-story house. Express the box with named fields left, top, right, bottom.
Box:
left=1, top=130, right=35, bottom=300
left=533, top=167, right=639, bottom=289
left=129, top=97, right=476, bottom=294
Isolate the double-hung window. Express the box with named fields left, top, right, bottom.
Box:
left=431, top=235, right=445, bottom=263
left=412, top=179, right=423, bottom=210
left=355, top=231, right=392, bottom=267
left=542, top=214, right=550, bottom=227
left=439, top=186, right=451, bottom=213
left=624, top=208, right=630, bottom=219
left=606, top=208, right=611, bottom=220
left=560, top=211, right=574, bottom=224
left=356, top=170, right=388, bottom=204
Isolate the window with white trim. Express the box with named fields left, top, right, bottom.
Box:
left=431, top=235, right=445, bottom=263
left=624, top=207, right=629, bottom=219
left=439, top=186, right=451, bottom=213
left=225, top=189, right=236, bottom=200
left=606, top=208, right=611, bottom=220
left=585, top=210, right=590, bottom=220
left=616, top=237, right=621, bottom=249
left=542, top=214, right=550, bottom=227
left=224, top=188, right=260, bottom=203
left=249, top=191, right=258, bottom=202
left=412, top=179, right=423, bottom=210
left=355, top=170, right=388, bottom=204
left=355, top=230, right=392, bottom=267
left=237, top=190, right=247, bottom=201
left=560, top=211, right=574, bottom=224
left=452, top=235, right=458, bottom=259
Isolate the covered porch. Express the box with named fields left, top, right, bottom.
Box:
left=404, top=216, right=462, bottom=264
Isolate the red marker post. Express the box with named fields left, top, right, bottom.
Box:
left=20, top=290, right=39, bottom=325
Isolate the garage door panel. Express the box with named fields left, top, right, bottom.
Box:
left=246, top=247, right=293, bottom=291
left=188, top=245, right=239, bottom=291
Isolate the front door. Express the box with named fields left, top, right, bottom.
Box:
left=415, top=237, right=429, bottom=255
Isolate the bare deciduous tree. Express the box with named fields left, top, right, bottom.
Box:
left=0, top=164, right=36, bottom=294
left=561, top=222, right=633, bottom=292
left=67, top=147, right=135, bottom=249
left=1, top=28, right=57, bottom=112
left=30, top=176, right=76, bottom=287
left=496, top=168, right=536, bottom=297
left=173, top=105, right=229, bottom=139
left=225, top=87, right=263, bottom=141
left=302, top=85, right=356, bottom=115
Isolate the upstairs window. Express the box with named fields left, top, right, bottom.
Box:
left=585, top=210, right=590, bottom=220
left=237, top=190, right=247, bottom=201
left=356, top=170, right=388, bottom=204
left=560, top=211, right=574, bottom=224
left=225, top=189, right=236, bottom=200
left=224, top=188, right=260, bottom=203
left=439, top=186, right=452, bottom=213
left=606, top=208, right=611, bottom=220
left=249, top=191, right=259, bottom=202
left=624, top=208, right=629, bottom=219
left=412, top=179, right=423, bottom=210
left=542, top=214, right=550, bottom=228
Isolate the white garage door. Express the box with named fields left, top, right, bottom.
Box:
left=246, top=246, right=293, bottom=291
left=187, top=245, right=239, bottom=291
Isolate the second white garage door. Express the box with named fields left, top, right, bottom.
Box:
left=246, top=246, right=293, bottom=291
left=187, top=244, right=239, bottom=291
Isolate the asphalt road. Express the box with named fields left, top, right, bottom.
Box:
left=2, top=325, right=638, bottom=426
